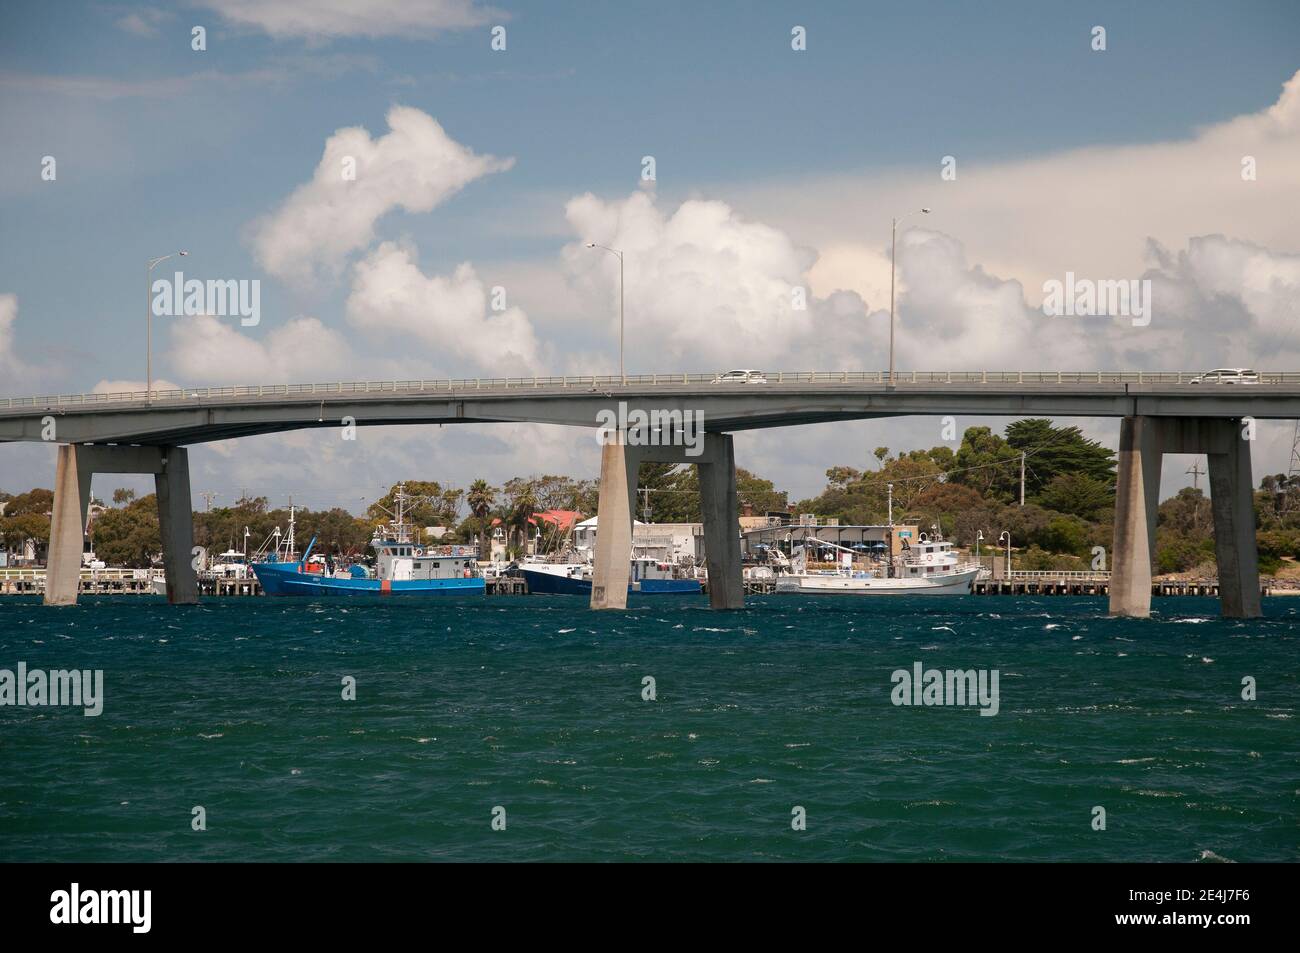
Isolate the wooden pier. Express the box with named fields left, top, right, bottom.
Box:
left=0, top=567, right=1273, bottom=600
left=972, top=570, right=1270, bottom=598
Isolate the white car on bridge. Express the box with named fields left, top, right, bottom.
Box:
left=1189, top=368, right=1260, bottom=385
left=712, top=369, right=768, bottom=384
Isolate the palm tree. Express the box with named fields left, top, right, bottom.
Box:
left=467, top=480, right=495, bottom=555
left=507, top=484, right=539, bottom=556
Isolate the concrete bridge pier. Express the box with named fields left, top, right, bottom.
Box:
left=1207, top=425, right=1262, bottom=618
left=590, top=439, right=641, bottom=610
left=1109, top=416, right=1260, bottom=619
left=589, top=433, right=744, bottom=610
left=698, top=433, right=744, bottom=610
left=44, top=444, right=198, bottom=606
left=1108, top=417, right=1162, bottom=618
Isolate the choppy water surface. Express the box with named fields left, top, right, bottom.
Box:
left=1, top=594, right=1296, bottom=861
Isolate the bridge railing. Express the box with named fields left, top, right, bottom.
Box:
left=7, top=370, right=1300, bottom=409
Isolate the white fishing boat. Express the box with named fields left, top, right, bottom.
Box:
left=775, top=532, right=979, bottom=596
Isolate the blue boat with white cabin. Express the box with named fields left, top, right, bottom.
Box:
left=251, top=486, right=485, bottom=597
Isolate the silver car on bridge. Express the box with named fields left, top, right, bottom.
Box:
left=1188, top=368, right=1259, bottom=384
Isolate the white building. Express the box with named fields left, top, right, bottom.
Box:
left=573, top=516, right=704, bottom=564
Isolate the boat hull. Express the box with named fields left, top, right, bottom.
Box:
left=520, top=567, right=700, bottom=596
left=252, top=561, right=485, bottom=596
left=774, top=567, right=979, bottom=596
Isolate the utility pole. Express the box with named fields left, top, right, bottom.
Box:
left=1019, top=452, right=1026, bottom=506
left=1186, top=459, right=1205, bottom=491
left=200, top=490, right=220, bottom=512
left=888, top=208, right=931, bottom=385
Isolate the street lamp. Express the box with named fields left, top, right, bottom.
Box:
left=998, top=530, right=1011, bottom=577
left=889, top=208, right=930, bottom=385
left=586, top=243, right=624, bottom=379
left=147, top=250, right=188, bottom=400
left=976, top=529, right=983, bottom=568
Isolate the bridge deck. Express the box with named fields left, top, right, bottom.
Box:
left=3, top=371, right=1298, bottom=445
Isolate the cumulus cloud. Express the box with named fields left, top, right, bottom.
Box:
left=1136, top=235, right=1300, bottom=369
left=558, top=184, right=1300, bottom=381
left=563, top=190, right=879, bottom=372
left=198, top=0, right=501, bottom=40
left=251, top=106, right=513, bottom=285
left=736, top=70, right=1300, bottom=328
left=0, top=294, right=24, bottom=380
left=346, top=241, right=541, bottom=373
left=166, top=315, right=351, bottom=384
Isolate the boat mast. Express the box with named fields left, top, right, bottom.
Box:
left=886, top=483, right=894, bottom=578
left=395, top=482, right=407, bottom=543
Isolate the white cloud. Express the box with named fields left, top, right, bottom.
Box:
left=733, top=70, right=1300, bottom=330
left=166, top=315, right=351, bottom=384
left=556, top=71, right=1300, bottom=385
left=114, top=9, right=173, bottom=37
left=199, top=0, right=500, bottom=41
left=0, top=294, right=24, bottom=380
left=0, top=293, right=54, bottom=394
left=346, top=241, right=542, bottom=374
left=562, top=190, right=878, bottom=372
left=251, top=105, right=513, bottom=285
left=92, top=378, right=182, bottom=394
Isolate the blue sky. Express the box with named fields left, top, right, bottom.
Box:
left=1, top=0, right=1299, bottom=506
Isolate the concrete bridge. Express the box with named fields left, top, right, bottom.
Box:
left=3, top=369, right=1295, bottom=618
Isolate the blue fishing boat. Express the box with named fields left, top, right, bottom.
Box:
left=251, top=486, right=484, bottom=597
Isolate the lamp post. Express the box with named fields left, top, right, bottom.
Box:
left=889, top=208, right=930, bottom=385
left=976, top=529, right=984, bottom=571
left=586, top=243, right=624, bottom=379
left=147, top=250, right=188, bottom=401
left=998, top=530, right=1011, bottom=578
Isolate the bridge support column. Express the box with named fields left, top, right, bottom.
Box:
left=1109, top=416, right=1259, bottom=620
left=155, top=447, right=199, bottom=605
left=1208, top=423, right=1261, bottom=618
left=590, top=440, right=640, bottom=610
left=44, top=445, right=93, bottom=606
left=1109, top=417, right=1162, bottom=618
left=699, top=433, right=743, bottom=609
left=588, top=428, right=744, bottom=611
left=43, top=444, right=197, bottom=606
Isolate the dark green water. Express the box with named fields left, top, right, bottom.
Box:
left=1, top=594, right=1296, bottom=862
